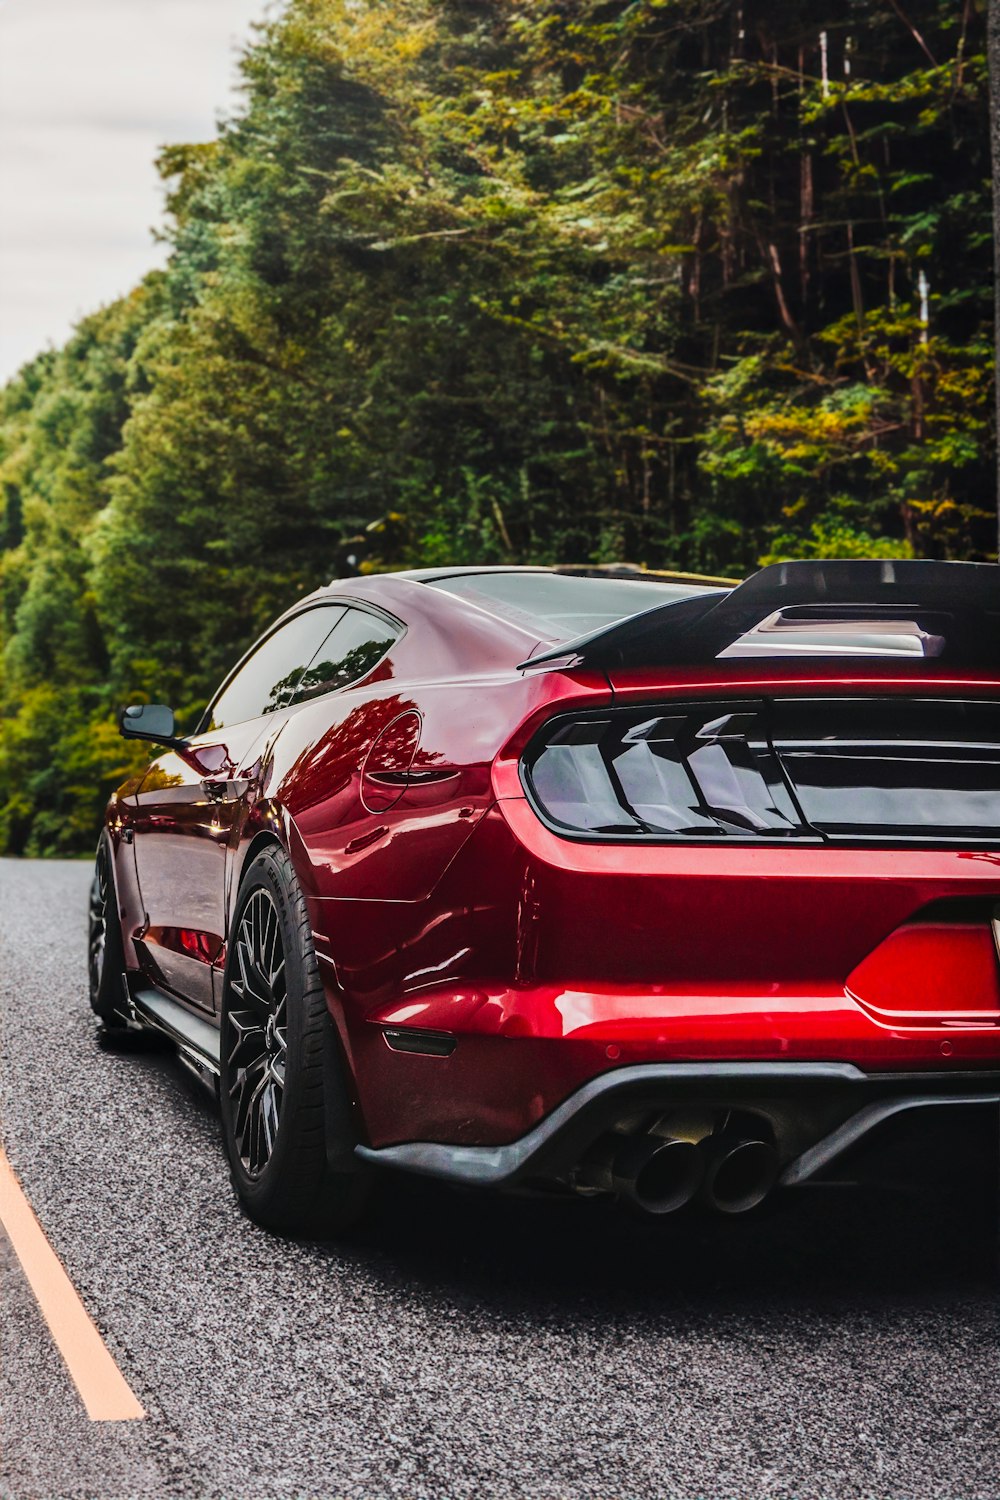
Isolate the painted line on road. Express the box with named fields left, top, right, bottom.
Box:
left=0, top=1146, right=145, bottom=1422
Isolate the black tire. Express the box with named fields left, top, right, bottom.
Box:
left=219, top=845, right=370, bottom=1236
left=88, top=834, right=128, bottom=1027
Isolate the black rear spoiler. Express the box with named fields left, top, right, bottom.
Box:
left=521, top=559, right=1000, bottom=671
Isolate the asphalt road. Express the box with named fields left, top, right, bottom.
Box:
left=1, top=856, right=999, bottom=1500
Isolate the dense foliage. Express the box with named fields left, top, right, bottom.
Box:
left=0, top=0, right=994, bottom=854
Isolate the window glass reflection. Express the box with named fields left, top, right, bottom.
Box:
left=208, top=607, right=345, bottom=729
left=290, top=609, right=397, bottom=703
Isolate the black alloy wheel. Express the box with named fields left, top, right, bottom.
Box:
left=88, top=855, right=109, bottom=997
left=88, top=836, right=127, bottom=1027
left=220, top=845, right=370, bottom=1236
left=226, top=888, right=288, bottom=1177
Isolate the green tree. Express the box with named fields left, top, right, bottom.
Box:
left=0, top=0, right=994, bottom=854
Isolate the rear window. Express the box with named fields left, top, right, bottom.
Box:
left=426, top=571, right=716, bottom=640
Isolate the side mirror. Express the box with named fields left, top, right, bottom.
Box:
left=118, top=703, right=184, bottom=748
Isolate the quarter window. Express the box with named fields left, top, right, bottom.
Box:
left=207, top=607, right=346, bottom=729
left=206, top=604, right=399, bottom=730
left=289, top=607, right=397, bottom=704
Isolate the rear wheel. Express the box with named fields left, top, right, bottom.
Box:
left=219, top=845, right=369, bottom=1236
left=88, top=835, right=127, bottom=1029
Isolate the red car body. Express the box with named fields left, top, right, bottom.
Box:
left=101, top=561, right=1000, bottom=1214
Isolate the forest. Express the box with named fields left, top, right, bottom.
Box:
left=0, top=0, right=993, bottom=855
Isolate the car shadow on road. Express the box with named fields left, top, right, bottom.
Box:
left=158, top=1045, right=998, bottom=1316
left=342, top=1117, right=1000, bottom=1320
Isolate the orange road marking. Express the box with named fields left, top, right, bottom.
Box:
left=0, top=1146, right=145, bottom=1421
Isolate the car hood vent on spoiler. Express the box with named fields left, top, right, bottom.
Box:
left=520, top=560, right=1000, bottom=670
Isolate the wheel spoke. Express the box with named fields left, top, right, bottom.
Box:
left=236, top=1069, right=268, bottom=1169
left=255, top=896, right=269, bottom=976
left=248, top=1091, right=262, bottom=1174
left=260, top=1080, right=280, bottom=1157
left=226, top=1011, right=267, bottom=1071
left=234, top=901, right=270, bottom=1019
left=231, top=1051, right=267, bottom=1113
left=261, top=901, right=276, bottom=983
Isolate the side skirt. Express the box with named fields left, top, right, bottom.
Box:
left=129, top=985, right=222, bottom=1077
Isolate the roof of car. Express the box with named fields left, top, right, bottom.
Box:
left=405, top=566, right=731, bottom=644
left=292, top=558, right=1000, bottom=676
left=376, top=563, right=742, bottom=587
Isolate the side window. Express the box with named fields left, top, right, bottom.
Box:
left=207, top=607, right=345, bottom=730
left=289, top=607, right=398, bottom=704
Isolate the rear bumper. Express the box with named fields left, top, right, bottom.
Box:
left=321, top=793, right=1000, bottom=1153
left=358, top=968, right=1000, bottom=1151
left=355, top=1061, right=1000, bottom=1189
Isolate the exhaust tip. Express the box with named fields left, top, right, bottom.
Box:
left=700, top=1137, right=779, bottom=1215
left=612, top=1135, right=704, bottom=1216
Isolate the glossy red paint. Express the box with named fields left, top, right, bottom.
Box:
left=846, top=922, right=1000, bottom=1020
left=106, top=569, right=1000, bottom=1160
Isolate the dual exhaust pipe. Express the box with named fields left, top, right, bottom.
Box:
left=583, top=1131, right=779, bottom=1217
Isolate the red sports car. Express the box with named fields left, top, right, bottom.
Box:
left=89, top=560, right=1000, bottom=1233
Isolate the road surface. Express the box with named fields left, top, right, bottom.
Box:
left=1, top=858, right=998, bottom=1499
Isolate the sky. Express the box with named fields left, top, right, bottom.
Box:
left=0, top=0, right=276, bottom=384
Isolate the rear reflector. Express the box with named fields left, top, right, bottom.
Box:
left=847, top=921, right=1000, bottom=1020
left=382, top=1027, right=457, bottom=1057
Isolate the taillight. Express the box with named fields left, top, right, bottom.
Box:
left=521, top=701, right=810, bottom=842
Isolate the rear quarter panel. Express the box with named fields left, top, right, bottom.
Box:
left=219, top=576, right=610, bottom=1102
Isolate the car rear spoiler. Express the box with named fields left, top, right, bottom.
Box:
left=521, top=559, right=1000, bottom=671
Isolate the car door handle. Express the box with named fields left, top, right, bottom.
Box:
left=203, top=780, right=229, bottom=803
